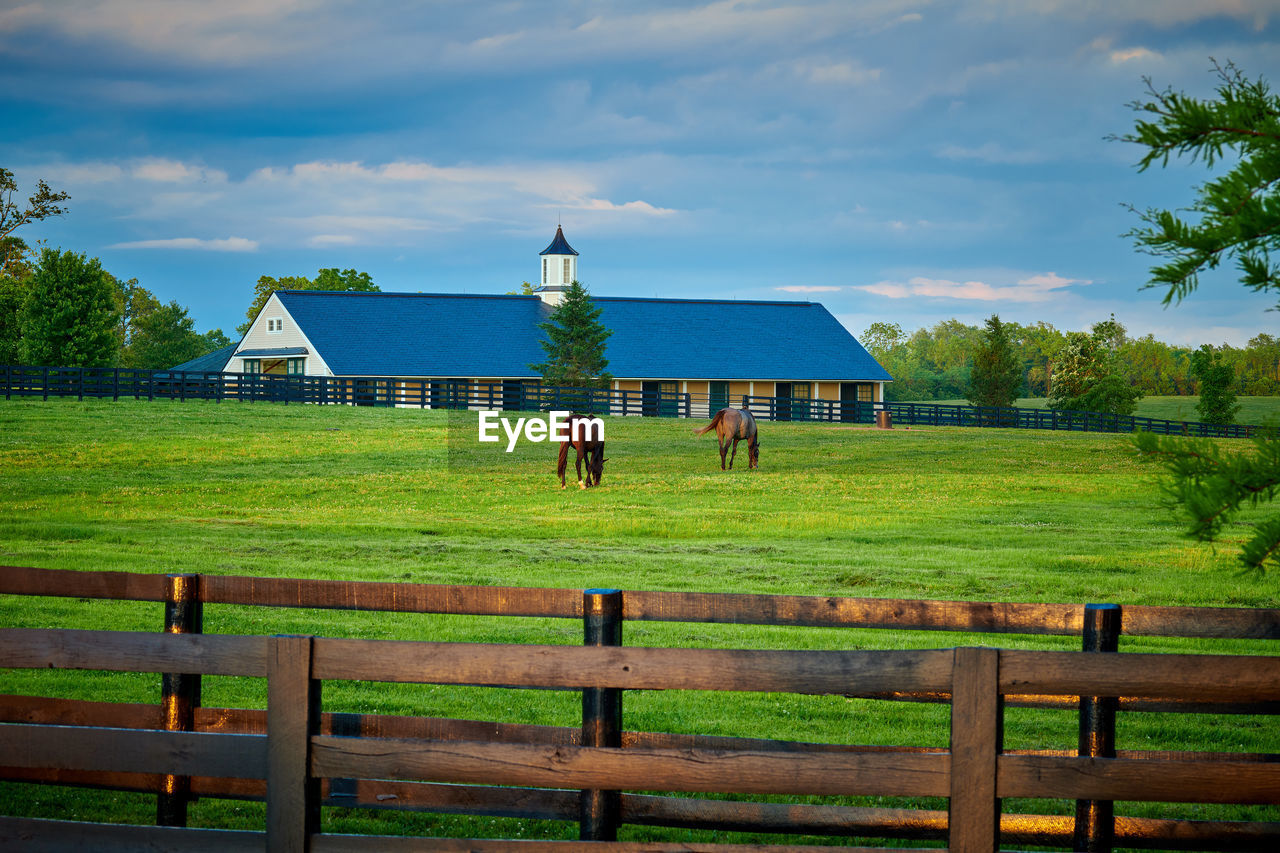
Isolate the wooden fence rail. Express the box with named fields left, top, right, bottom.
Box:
left=5, top=364, right=1273, bottom=439
left=2, top=566, right=1279, bottom=851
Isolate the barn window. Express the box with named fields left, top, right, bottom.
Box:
left=266, top=317, right=283, bottom=334
left=243, top=359, right=260, bottom=374
left=563, top=257, right=571, bottom=283
left=287, top=358, right=304, bottom=375
left=858, top=384, right=873, bottom=403
left=543, top=258, right=547, bottom=285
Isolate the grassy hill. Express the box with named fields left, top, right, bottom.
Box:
left=1, top=399, right=1275, bottom=842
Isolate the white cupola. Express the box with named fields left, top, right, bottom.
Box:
left=535, top=225, right=578, bottom=306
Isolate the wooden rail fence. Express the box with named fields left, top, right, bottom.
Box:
left=1, top=565, right=1278, bottom=852
left=5, top=364, right=1272, bottom=439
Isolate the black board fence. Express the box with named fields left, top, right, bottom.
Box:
left=2, top=363, right=1271, bottom=438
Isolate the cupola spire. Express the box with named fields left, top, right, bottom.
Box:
left=535, top=225, right=579, bottom=305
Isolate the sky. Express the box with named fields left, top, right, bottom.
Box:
left=2, top=0, right=1277, bottom=347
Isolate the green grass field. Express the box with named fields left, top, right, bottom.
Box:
left=1, top=399, right=1276, bottom=846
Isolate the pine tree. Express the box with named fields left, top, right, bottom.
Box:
left=966, top=314, right=1022, bottom=410
left=1120, top=60, right=1280, bottom=572
left=1190, top=345, right=1241, bottom=426
left=530, top=280, right=613, bottom=389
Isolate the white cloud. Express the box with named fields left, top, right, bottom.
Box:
left=936, top=142, right=1047, bottom=165
left=1109, top=46, right=1161, bottom=64
left=307, top=234, right=357, bottom=247
left=109, top=236, right=258, bottom=251
left=37, top=163, right=126, bottom=184
left=562, top=198, right=677, bottom=216
left=852, top=272, right=1089, bottom=302
left=132, top=159, right=226, bottom=183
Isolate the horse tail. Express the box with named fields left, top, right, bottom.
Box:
left=556, top=438, right=570, bottom=479
left=694, top=409, right=725, bottom=436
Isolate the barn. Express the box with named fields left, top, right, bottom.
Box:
left=220, top=227, right=892, bottom=415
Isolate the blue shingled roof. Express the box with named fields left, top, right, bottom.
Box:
left=595, top=297, right=891, bottom=381
left=278, top=291, right=549, bottom=377
left=168, top=343, right=236, bottom=373
left=539, top=226, right=578, bottom=256
left=274, top=290, right=891, bottom=382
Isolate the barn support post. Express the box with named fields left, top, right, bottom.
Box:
left=157, top=573, right=203, bottom=827
left=1073, top=603, right=1121, bottom=853
left=268, top=635, right=321, bottom=853
left=581, top=588, right=623, bottom=841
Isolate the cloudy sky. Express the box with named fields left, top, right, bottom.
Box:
left=2, top=1, right=1276, bottom=345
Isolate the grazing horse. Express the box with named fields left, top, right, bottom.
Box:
left=556, top=413, right=607, bottom=489
left=693, top=407, right=759, bottom=470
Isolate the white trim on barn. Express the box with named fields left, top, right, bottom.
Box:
left=231, top=293, right=335, bottom=377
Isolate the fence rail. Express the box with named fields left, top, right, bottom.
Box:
left=2, top=566, right=1278, bottom=851
left=4, top=364, right=1272, bottom=439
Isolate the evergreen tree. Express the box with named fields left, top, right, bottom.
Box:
left=1190, top=345, right=1241, bottom=425
left=18, top=248, right=119, bottom=366
left=966, top=314, right=1022, bottom=409
left=1120, top=60, right=1280, bottom=572
left=530, top=280, right=613, bottom=389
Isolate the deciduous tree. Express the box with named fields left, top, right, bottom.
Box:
left=1048, top=319, right=1143, bottom=415
left=238, top=268, right=377, bottom=334
left=0, top=167, right=69, bottom=278
left=126, top=300, right=209, bottom=369
left=1190, top=345, right=1241, bottom=425
left=18, top=248, right=119, bottom=366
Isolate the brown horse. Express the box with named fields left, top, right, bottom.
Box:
left=693, top=407, right=759, bottom=470
left=556, top=413, right=607, bottom=488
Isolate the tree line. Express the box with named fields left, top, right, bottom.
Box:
left=1, top=166, right=389, bottom=371
left=861, top=316, right=1278, bottom=403
left=1, top=167, right=232, bottom=370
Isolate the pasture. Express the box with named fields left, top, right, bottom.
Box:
left=1, top=398, right=1276, bottom=846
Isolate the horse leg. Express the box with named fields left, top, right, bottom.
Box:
left=729, top=437, right=738, bottom=469
left=719, top=437, right=728, bottom=470
left=576, top=447, right=588, bottom=489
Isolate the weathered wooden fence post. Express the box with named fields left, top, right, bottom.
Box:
left=1074, top=603, right=1121, bottom=853
left=157, top=573, right=203, bottom=827
left=581, top=588, right=623, bottom=841
left=949, top=646, right=1002, bottom=853
left=268, top=634, right=321, bottom=853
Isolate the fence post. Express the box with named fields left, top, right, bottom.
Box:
left=581, top=588, right=623, bottom=841
left=268, top=635, right=320, bottom=853
left=1073, top=603, right=1121, bottom=853
left=949, top=646, right=1002, bottom=853
left=157, top=573, right=203, bottom=827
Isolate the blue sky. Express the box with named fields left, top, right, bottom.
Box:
left=2, top=1, right=1276, bottom=346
